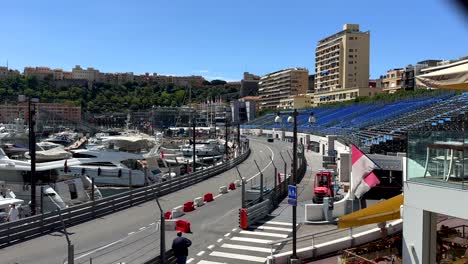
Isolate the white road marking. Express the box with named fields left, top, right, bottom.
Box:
left=74, top=238, right=125, bottom=261
left=196, top=260, right=226, bottom=264
left=149, top=222, right=155, bottom=225
left=209, top=251, right=266, bottom=263
left=230, top=236, right=272, bottom=244
left=187, top=258, right=194, bottom=263
left=128, top=232, right=135, bottom=235
left=213, top=194, right=223, bottom=199
left=207, top=244, right=215, bottom=250
left=217, top=238, right=223, bottom=243
left=224, top=232, right=231, bottom=237
left=221, top=243, right=272, bottom=253
left=197, top=251, right=205, bottom=256
left=139, top=227, right=146, bottom=231
left=258, top=220, right=294, bottom=226
left=231, top=228, right=238, bottom=232
left=240, top=230, right=288, bottom=238
left=251, top=225, right=292, bottom=232
left=246, top=142, right=274, bottom=182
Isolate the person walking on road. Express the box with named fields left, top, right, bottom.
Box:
left=8, top=204, right=19, bottom=222
left=172, top=231, right=192, bottom=264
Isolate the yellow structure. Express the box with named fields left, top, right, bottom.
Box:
left=258, top=68, right=309, bottom=110
left=337, top=194, right=403, bottom=229
left=314, top=24, right=371, bottom=106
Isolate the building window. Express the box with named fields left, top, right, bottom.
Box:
left=349, top=49, right=353, bottom=52
left=349, top=61, right=354, bottom=64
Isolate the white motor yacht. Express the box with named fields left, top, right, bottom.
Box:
left=68, top=148, right=161, bottom=187
left=0, top=148, right=101, bottom=211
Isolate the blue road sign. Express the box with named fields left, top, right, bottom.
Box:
left=288, top=198, right=297, bottom=206
left=288, top=185, right=297, bottom=200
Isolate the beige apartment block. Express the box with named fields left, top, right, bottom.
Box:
left=314, top=24, right=370, bottom=104
left=258, top=68, right=309, bottom=110
left=382, top=68, right=405, bottom=93
left=278, top=94, right=314, bottom=110
left=313, top=87, right=379, bottom=106
left=72, top=65, right=101, bottom=82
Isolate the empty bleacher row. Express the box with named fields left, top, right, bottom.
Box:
left=243, top=91, right=467, bottom=153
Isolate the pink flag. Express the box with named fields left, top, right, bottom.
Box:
left=160, top=150, right=165, bottom=159
left=351, top=145, right=378, bottom=198
left=354, top=172, right=380, bottom=199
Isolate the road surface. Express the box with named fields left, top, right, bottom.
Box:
left=0, top=137, right=292, bottom=264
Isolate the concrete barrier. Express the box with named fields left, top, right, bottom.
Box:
left=165, top=220, right=177, bottom=230
left=204, top=193, right=214, bottom=202
left=305, top=192, right=349, bottom=222
left=228, top=182, right=236, bottom=190
left=234, top=180, right=241, bottom=187
left=194, top=197, right=204, bottom=207
left=219, top=186, right=228, bottom=194
left=171, top=205, right=185, bottom=218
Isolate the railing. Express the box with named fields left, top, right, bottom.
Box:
left=240, top=145, right=306, bottom=228
left=0, top=148, right=251, bottom=248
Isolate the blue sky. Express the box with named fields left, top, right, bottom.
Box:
left=1, top=0, right=467, bottom=81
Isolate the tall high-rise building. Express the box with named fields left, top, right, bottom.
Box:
left=314, top=24, right=377, bottom=105
left=258, top=68, right=309, bottom=110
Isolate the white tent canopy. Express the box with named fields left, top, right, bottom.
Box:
left=416, top=59, right=468, bottom=90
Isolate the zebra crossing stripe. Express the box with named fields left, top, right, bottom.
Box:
left=239, top=230, right=288, bottom=238
left=251, top=225, right=292, bottom=232
left=209, top=251, right=266, bottom=263
left=230, top=236, right=272, bottom=244
left=221, top=243, right=272, bottom=253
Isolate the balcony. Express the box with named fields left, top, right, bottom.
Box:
left=407, top=131, right=467, bottom=190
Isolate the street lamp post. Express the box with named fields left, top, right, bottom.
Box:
left=275, top=110, right=315, bottom=262
left=192, top=118, right=196, bottom=173
left=224, top=119, right=229, bottom=159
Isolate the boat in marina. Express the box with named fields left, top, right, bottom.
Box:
left=0, top=148, right=102, bottom=212
left=68, top=148, right=162, bottom=187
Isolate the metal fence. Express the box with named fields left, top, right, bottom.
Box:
left=241, top=146, right=306, bottom=227
left=0, top=148, right=251, bottom=248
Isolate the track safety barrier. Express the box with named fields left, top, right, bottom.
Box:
left=219, top=186, right=228, bottom=194
left=175, top=220, right=191, bottom=233
left=203, top=193, right=214, bottom=202
left=172, top=206, right=185, bottom=218
left=164, top=211, right=172, bottom=220
left=193, top=197, right=204, bottom=207
left=239, top=145, right=306, bottom=229
left=183, top=201, right=194, bottom=212
left=228, top=182, right=236, bottom=190
left=0, top=147, right=250, bottom=248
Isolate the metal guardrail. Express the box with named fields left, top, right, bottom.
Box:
left=241, top=146, right=306, bottom=228
left=0, top=148, right=251, bottom=248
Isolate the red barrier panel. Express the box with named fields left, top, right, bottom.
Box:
left=164, top=211, right=172, bottom=220
left=183, top=201, right=194, bottom=212
left=204, top=193, right=214, bottom=202
left=278, top=172, right=282, bottom=184
left=175, top=220, right=191, bottom=233
left=240, top=208, right=248, bottom=229
left=229, top=182, right=236, bottom=190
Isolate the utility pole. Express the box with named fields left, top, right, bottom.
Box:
left=192, top=117, right=196, bottom=173
left=224, top=119, right=229, bottom=159
left=155, top=196, right=165, bottom=263
left=254, top=160, right=263, bottom=201
left=27, top=97, right=37, bottom=215
left=291, top=109, right=298, bottom=260
left=235, top=166, right=246, bottom=208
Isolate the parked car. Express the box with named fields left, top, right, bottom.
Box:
left=267, top=138, right=274, bottom=142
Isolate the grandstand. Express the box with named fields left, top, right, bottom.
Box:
left=243, top=91, right=468, bottom=153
